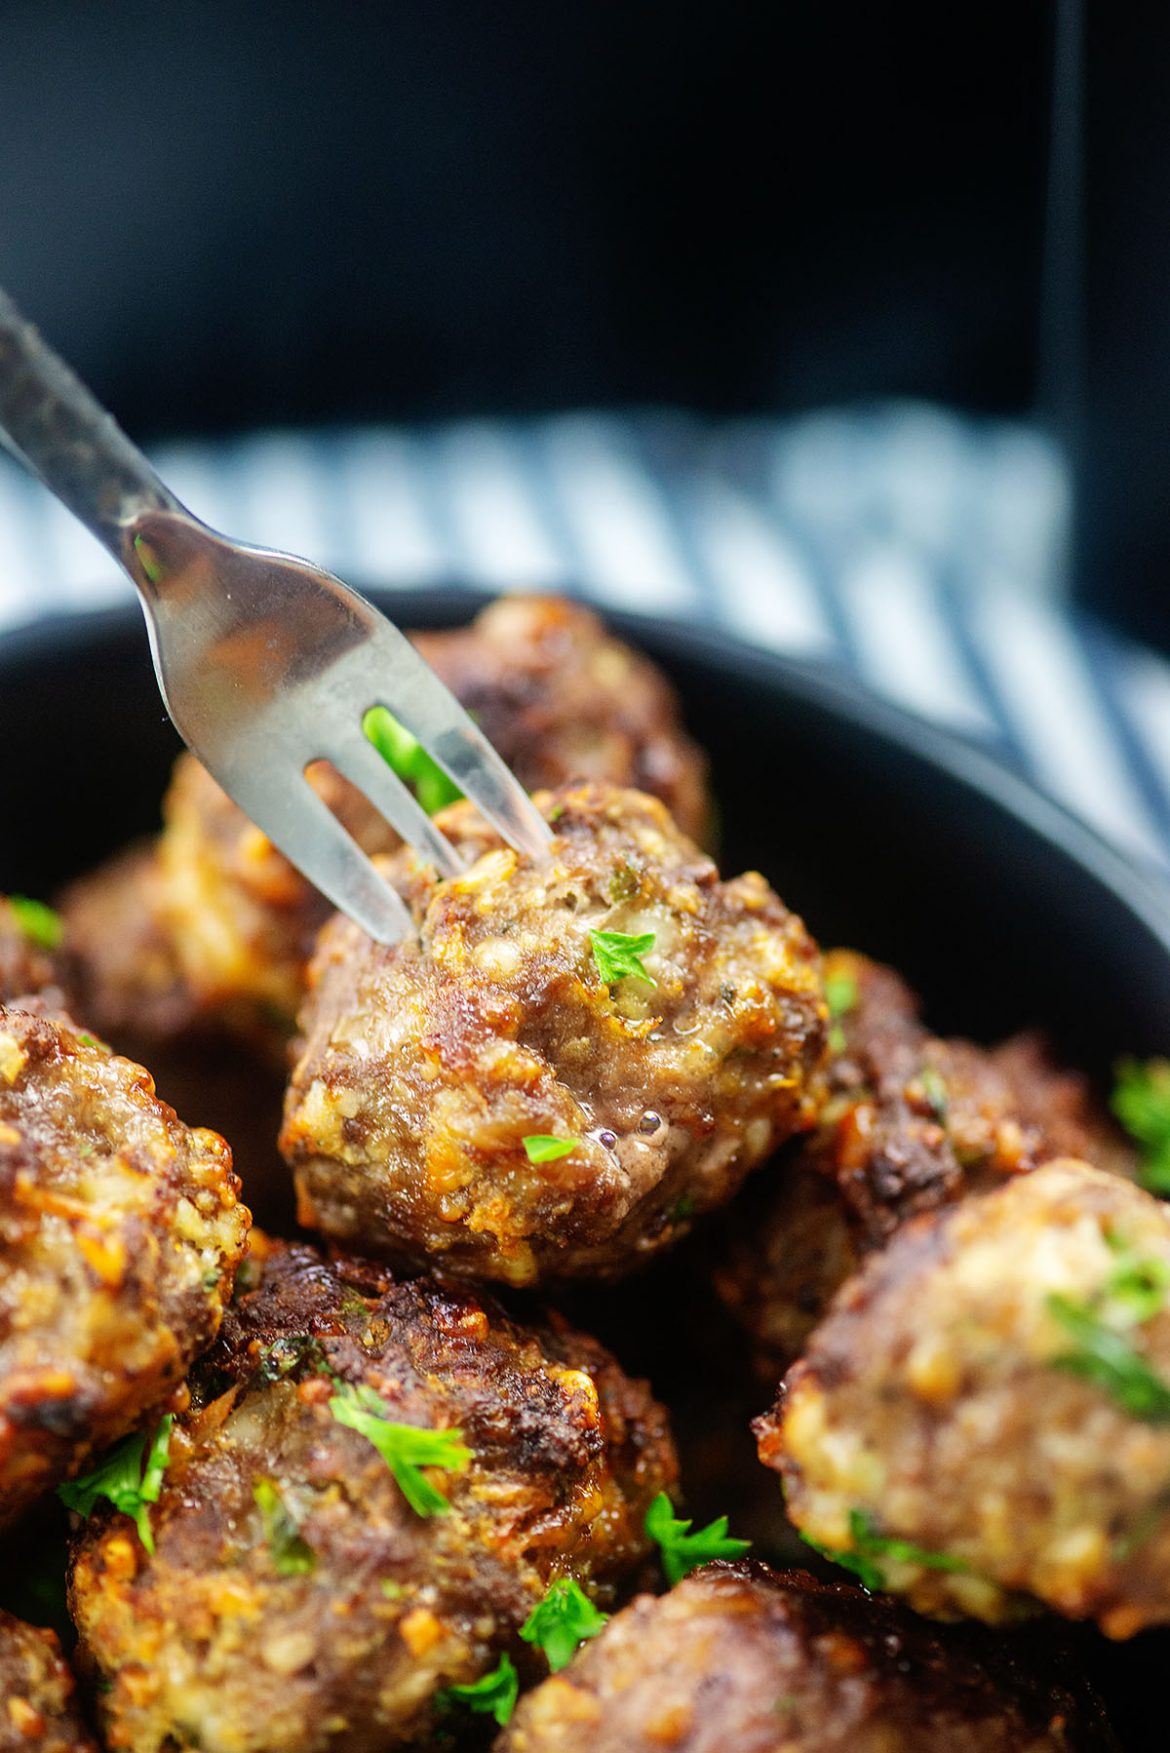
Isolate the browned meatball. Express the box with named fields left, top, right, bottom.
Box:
left=0, top=897, right=70, bottom=1010
left=715, top=951, right=1134, bottom=1373
left=0, top=1611, right=95, bottom=1752
left=69, top=1235, right=677, bottom=1752
left=759, top=1159, right=1170, bottom=1637
left=0, top=1006, right=249, bottom=1525
left=411, top=594, right=709, bottom=843
left=497, top=1563, right=1117, bottom=1752
left=61, top=595, right=710, bottom=1052
left=281, top=782, right=825, bottom=1285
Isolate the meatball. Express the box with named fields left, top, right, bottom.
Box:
left=758, top=1159, right=1170, bottom=1637
left=410, top=594, right=709, bottom=844
left=281, top=782, right=825, bottom=1285
left=497, top=1562, right=1117, bottom=1752
left=61, top=595, right=710, bottom=1051
left=0, top=897, right=70, bottom=1010
left=0, top=1006, right=249, bottom=1524
left=715, top=951, right=1133, bottom=1373
left=0, top=1611, right=95, bottom=1752
left=69, top=1235, right=677, bottom=1752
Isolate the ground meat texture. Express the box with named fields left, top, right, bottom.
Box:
left=0, top=1611, right=95, bottom=1752
left=0, top=899, right=70, bottom=1011
left=496, top=1563, right=1117, bottom=1752
left=68, top=1237, right=677, bottom=1753
left=0, top=1007, right=249, bottom=1525
left=61, top=595, right=710, bottom=1053
left=714, top=951, right=1134, bottom=1374
left=410, top=594, right=709, bottom=844
left=281, top=782, right=825, bottom=1286
left=759, top=1160, right=1170, bottom=1637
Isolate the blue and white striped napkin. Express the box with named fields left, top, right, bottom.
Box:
left=3, top=401, right=1169, bottom=874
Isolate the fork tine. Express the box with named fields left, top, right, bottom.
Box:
left=223, top=768, right=414, bottom=946
left=355, top=620, right=553, bottom=861
left=316, top=734, right=465, bottom=879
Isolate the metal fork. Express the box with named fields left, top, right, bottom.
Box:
left=0, top=288, right=551, bottom=943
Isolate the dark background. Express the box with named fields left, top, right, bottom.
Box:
left=0, top=2, right=1164, bottom=645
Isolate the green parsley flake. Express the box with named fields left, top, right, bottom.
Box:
left=520, top=1577, right=608, bottom=1672
left=919, top=1067, right=948, bottom=1122
left=590, top=929, right=656, bottom=987
left=849, top=1509, right=968, bottom=1575
left=1046, top=1293, right=1170, bottom=1422
left=253, top=1478, right=316, bottom=1577
left=823, top=969, right=858, bottom=1019
left=328, top=1382, right=471, bottom=1516
left=7, top=895, right=63, bottom=952
left=644, top=1492, right=750, bottom=1587
left=438, top=1654, right=519, bottom=1727
left=1113, top=1059, right=1170, bottom=1195
left=58, top=1415, right=173, bottom=1554
left=797, top=1530, right=885, bottom=1592
left=363, top=705, right=463, bottom=817
left=522, top=1135, right=577, bottom=1164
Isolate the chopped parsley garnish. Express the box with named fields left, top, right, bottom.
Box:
left=668, top=1193, right=696, bottom=1223
left=253, top=1477, right=316, bottom=1576
left=919, top=1067, right=948, bottom=1122
left=256, top=1333, right=329, bottom=1383
left=58, top=1415, right=173, bottom=1553
left=132, top=531, right=165, bottom=586
left=1113, top=1059, right=1170, bottom=1195
left=438, top=1655, right=519, bottom=1727
left=799, top=1509, right=965, bottom=1590
left=522, top=1134, right=577, bottom=1163
left=644, top=1492, right=750, bottom=1586
left=1047, top=1293, right=1170, bottom=1421
left=328, top=1382, right=471, bottom=1516
left=590, top=929, right=657, bottom=987
left=520, top=1577, right=608, bottom=1671
left=824, top=969, right=858, bottom=1018
left=798, top=1530, right=885, bottom=1592
left=363, top=705, right=463, bottom=817
left=7, top=895, right=63, bottom=952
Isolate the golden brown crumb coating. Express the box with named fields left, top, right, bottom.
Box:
left=61, top=595, right=710, bottom=1052
left=0, top=1611, right=95, bottom=1752
left=496, top=1563, right=1117, bottom=1752
left=281, top=782, right=825, bottom=1285
left=715, top=951, right=1134, bottom=1373
left=69, top=1236, right=677, bottom=1752
left=759, top=1160, right=1170, bottom=1637
left=0, top=1006, right=249, bottom=1525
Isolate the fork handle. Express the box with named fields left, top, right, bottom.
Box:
left=0, top=286, right=184, bottom=563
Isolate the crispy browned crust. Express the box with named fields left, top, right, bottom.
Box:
left=497, top=1563, right=1117, bottom=1752
left=0, top=1610, right=96, bottom=1752
left=0, top=1006, right=250, bottom=1525
left=412, top=594, right=710, bottom=845
left=60, top=596, right=711, bottom=1055
left=281, top=782, right=825, bottom=1285
left=759, top=1160, right=1170, bottom=1636
left=69, top=1237, right=678, bottom=1752
left=715, top=951, right=1134, bottom=1374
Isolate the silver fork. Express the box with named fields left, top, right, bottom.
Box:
left=0, top=288, right=551, bottom=944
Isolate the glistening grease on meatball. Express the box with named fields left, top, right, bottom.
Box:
left=759, top=1160, right=1170, bottom=1637
left=61, top=595, right=710, bottom=1052
left=281, top=783, right=826, bottom=1285
left=496, top=1563, right=1118, bottom=1753
left=0, top=1006, right=249, bottom=1524
left=715, top=951, right=1134, bottom=1374
left=0, top=1610, right=96, bottom=1753
left=69, top=1237, right=677, bottom=1753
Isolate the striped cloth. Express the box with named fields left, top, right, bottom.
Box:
left=3, top=401, right=1170, bottom=873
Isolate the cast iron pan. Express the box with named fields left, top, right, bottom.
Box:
left=1, top=585, right=1168, bottom=1747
